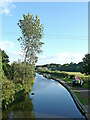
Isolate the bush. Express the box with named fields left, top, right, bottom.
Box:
left=11, top=61, right=35, bottom=84
left=14, top=89, right=26, bottom=102
left=81, top=77, right=89, bottom=83
left=15, top=83, right=23, bottom=92
left=69, top=75, right=75, bottom=79
left=1, top=51, right=36, bottom=110
left=2, top=77, right=15, bottom=109
left=2, top=79, right=25, bottom=109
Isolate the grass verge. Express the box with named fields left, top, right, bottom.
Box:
left=49, top=74, right=88, bottom=105
left=71, top=87, right=88, bottom=105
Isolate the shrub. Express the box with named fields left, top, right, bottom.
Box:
left=81, top=77, right=88, bottom=83
left=69, top=75, right=75, bottom=79
left=14, top=89, right=26, bottom=102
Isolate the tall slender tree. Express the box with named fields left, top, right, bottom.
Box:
left=17, top=13, right=44, bottom=65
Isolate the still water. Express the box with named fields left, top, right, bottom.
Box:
left=2, top=73, right=86, bottom=119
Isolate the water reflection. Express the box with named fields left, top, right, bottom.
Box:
left=30, top=73, right=86, bottom=119
left=2, top=73, right=86, bottom=119
left=2, top=93, right=36, bottom=119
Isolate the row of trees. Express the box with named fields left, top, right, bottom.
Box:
left=1, top=49, right=35, bottom=109
left=2, top=50, right=35, bottom=80
left=36, top=53, right=90, bottom=75
left=36, top=62, right=82, bottom=72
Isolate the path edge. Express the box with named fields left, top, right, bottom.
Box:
left=51, top=76, right=88, bottom=120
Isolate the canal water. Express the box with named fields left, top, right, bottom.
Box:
left=2, top=73, right=86, bottom=119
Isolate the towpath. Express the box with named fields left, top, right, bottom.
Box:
left=52, top=77, right=90, bottom=119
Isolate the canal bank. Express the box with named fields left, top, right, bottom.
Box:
left=2, top=73, right=87, bottom=119
left=50, top=76, right=89, bottom=120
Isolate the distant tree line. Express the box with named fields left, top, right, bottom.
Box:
left=36, top=62, right=83, bottom=72
left=36, top=53, right=90, bottom=75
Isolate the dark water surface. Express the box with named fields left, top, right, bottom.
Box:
left=2, top=73, right=86, bottom=119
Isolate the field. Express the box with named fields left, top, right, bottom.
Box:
left=64, top=72, right=87, bottom=77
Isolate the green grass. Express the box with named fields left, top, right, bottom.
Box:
left=40, top=71, right=89, bottom=105
left=51, top=74, right=72, bottom=84
left=50, top=73, right=88, bottom=105
left=71, top=88, right=88, bottom=105
left=51, top=73, right=89, bottom=88
left=88, top=97, right=90, bottom=102
left=64, top=72, right=86, bottom=77
left=53, top=71, right=88, bottom=77
left=82, top=83, right=88, bottom=88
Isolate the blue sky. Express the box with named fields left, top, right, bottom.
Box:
left=0, top=1, right=88, bottom=65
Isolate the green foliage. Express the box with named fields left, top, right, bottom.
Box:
left=2, top=77, right=16, bottom=109
left=17, top=13, right=44, bottom=65
left=2, top=74, right=34, bottom=109
left=1, top=12, right=45, bottom=110
left=38, top=69, right=75, bottom=79
left=2, top=63, right=11, bottom=79
left=1, top=53, right=35, bottom=110
left=2, top=73, right=25, bottom=109
left=11, top=61, right=35, bottom=84
left=14, top=89, right=26, bottom=102
left=36, top=62, right=83, bottom=72
left=1, top=50, right=9, bottom=64
left=0, top=49, right=11, bottom=79
left=37, top=68, right=89, bottom=88
left=2, top=96, right=36, bottom=119
left=71, top=88, right=88, bottom=105
left=15, top=83, right=23, bottom=92
left=82, top=53, right=90, bottom=75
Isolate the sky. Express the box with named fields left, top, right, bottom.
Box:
left=0, top=0, right=89, bottom=65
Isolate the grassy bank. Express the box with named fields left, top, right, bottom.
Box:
left=71, top=88, right=88, bottom=105
left=51, top=74, right=88, bottom=105
left=38, top=71, right=89, bottom=105
left=51, top=73, right=89, bottom=88
left=38, top=70, right=89, bottom=88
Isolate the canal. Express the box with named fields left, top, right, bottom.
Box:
left=2, top=73, right=86, bottom=119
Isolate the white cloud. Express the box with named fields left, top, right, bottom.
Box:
left=3, top=8, right=10, bottom=15
left=0, top=41, right=24, bottom=63
left=4, top=49, right=23, bottom=64
left=9, top=49, right=24, bottom=56
left=0, top=41, right=14, bottom=51
left=37, top=52, right=85, bottom=65
left=0, top=41, right=85, bottom=64
left=0, top=0, right=16, bottom=16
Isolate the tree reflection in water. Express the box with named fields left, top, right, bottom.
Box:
left=2, top=95, right=36, bottom=119
left=2, top=78, right=35, bottom=119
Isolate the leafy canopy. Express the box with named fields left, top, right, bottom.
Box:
left=0, top=49, right=11, bottom=79
left=1, top=50, right=9, bottom=64
left=82, top=53, right=90, bottom=75
left=17, top=13, right=44, bottom=65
